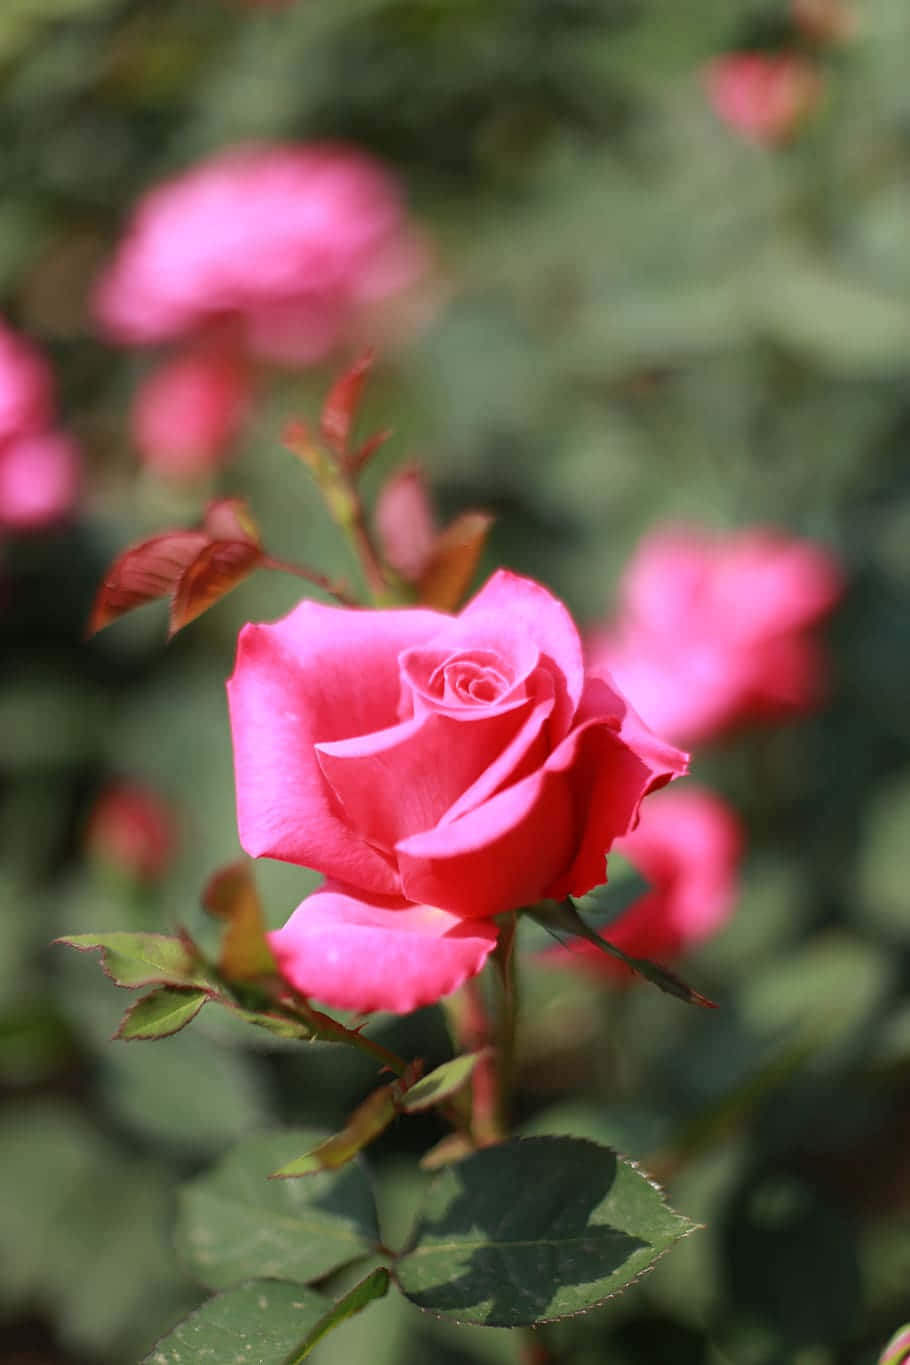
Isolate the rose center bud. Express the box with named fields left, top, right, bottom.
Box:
left=429, top=651, right=511, bottom=707
left=399, top=641, right=531, bottom=719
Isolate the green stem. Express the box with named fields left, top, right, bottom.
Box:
left=280, top=992, right=411, bottom=1077
left=491, top=913, right=518, bottom=1137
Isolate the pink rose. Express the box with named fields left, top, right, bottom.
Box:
left=0, top=320, right=53, bottom=446
left=228, top=570, right=687, bottom=1013
left=0, top=430, right=81, bottom=532
left=879, top=1326, right=910, bottom=1365
left=704, top=52, right=823, bottom=144
left=93, top=143, right=428, bottom=365
left=546, top=784, right=742, bottom=977
left=131, top=344, right=252, bottom=480
left=589, top=525, right=842, bottom=746
left=87, top=780, right=177, bottom=885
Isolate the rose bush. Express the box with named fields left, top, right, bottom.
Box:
left=546, top=784, right=743, bottom=977
left=589, top=524, right=843, bottom=746
left=228, top=570, right=687, bottom=1012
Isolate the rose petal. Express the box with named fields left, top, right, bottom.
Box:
left=267, top=882, right=498, bottom=1013
left=400, top=609, right=540, bottom=716
left=315, top=696, right=538, bottom=850
left=460, top=569, right=584, bottom=737
left=227, top=599, right=446, bottom=894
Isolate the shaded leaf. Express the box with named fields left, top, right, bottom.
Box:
left=419, top=510, right=494, bottom=611
left=271, top=1085, right=401, bottom=1178
left=396, top=1137, right=696, bottom=1326
left=56, top=933, right=212, bottom=991
left=283, top=1267, right=391, bottom=1364
left=168, top=538, right=263, bottom=636
left=223, top=1004, right=317, bottom=1041
left=320, top=350, right=374, bottom=455
left=528, top=901, right=716, bottom=1008
left=115, top=987, right=208, bottom=1041
left=201, top=860, right=276, bottom=981
left=86, top=531, right=208, bottom=636
left=177, top=1129, right=379, bottom=1289
left=142, top=1280, right=328, bottom=1365
left=402, top=1052, right=488, bottom=1114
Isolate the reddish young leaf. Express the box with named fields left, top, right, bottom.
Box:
left=87, top=530, right=210, bottom=635
left=419, top=510, right=494, bottom=612
left=169, top=538, right=263, bottom=636
left=203, top=497, right=261, bottom=546
left=201, top=860, right=276, bottom=981
left=320, top=350, right=374, bottom=457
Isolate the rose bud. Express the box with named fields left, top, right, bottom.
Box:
left=374, top=465, right=437, bottom=581
left=588, top=524, right=842, bottom=747
left=131, top=344, right=252, bottom=480
left=704, top=52, right=824, bottom=144
left=86, top=781, right=177, bottom=885
left=228, top=569, right=687, bottom=1013
left=543, top=785, right=743, bottom=979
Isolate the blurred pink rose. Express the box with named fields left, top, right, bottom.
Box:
left=704, top=52, right=823, bottom=144
left=879, top=1325, right=910, bottom=1365
left=0, top=320, right=53, bottom=444
left=374, top=465, right=438, bottom=581
left=132, top=344, right=253, bottom=480
left=228, top=569, right=687, bottom=1013
left=94, top=143, right=428, bottom=365
left=589, top=525, right=843, bottom=747
left=546, top=784, right=743, bottom=977
left=0, top=430, right=81, bottom=532
left=87, top=780, right=177, bottom=885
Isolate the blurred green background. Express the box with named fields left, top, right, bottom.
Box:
left=2, top=1, right=909, bottom=1362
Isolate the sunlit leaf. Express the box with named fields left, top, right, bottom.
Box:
left=320, top=350, right=374, bottom=456
left=396, top=1137, right=696, bottom=1326
left=115, top=988, right=208, bottom=1041
left=142, top=1280, right=328, bottom=1365
left=86, top=531, right=208, bottom=635
left=55, top=933, right=212, bottom=991
left=201, top=860, right=276, bottom=981
left=401, top=1052, right=488, bottom=1114
left=271, top=1085, right=400, bottom=1177
left=284, top=1267, right=391, bottom=1364
left=418, top=510, right=494, bottom=611
left=168, top=538, right=263, bottom=636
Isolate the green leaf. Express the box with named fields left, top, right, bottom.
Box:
left=142, top=1281, right=328, bottom=1365
left=400, top=1052, right=487, bottom=1114
left=396, top=1136, right=696, bottom=1326
left=283, top=1267, right=391, bottom=1364
left=527, top=901, right=716, bottom=1009
left=56, top=933, right=212, bottom=991
left=115, top=988, right=208, bottom=1041
left=177, top=1130, right=380, bottom=1290
left=572, top=853, right=651, bottom=929
left=272, top=1086, right=400, bottom=1178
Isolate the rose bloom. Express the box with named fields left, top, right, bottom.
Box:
left=704, top=52, right=823, bottom=144
left=131, top=344, right=252, bottom=480
left=228, top=570, right=687, bottom=1013
left=545, top=784, right=742, bottom=978
left=93, top=143, right=428, bottom=365
left=588, top=525, right=842, bottom=747
left=0, top=319, right=53, bottom=446
left=87, top=780, right=177, bottom=885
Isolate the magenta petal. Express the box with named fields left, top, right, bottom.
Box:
left=315, top=698, right=536, bottom=850
left=460, top=570, right=585, bottom=737
left=397, top=759, right=577, bottom=918
left=267, top=883, right=498, bottom=1013
left=227, top=598, right=445, bottom=894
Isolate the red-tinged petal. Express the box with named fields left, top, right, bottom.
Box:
left=267, top=882, right=498, bottom=1013
left=203, top=497, right=261, bottom=545
left=227, top=599, right=446, bottom=894
left=396, top=755, right=577, bottom=918
left=577, top=671, right=689, bottom=789
left=87, top=530, right=209, bottom=635
left=169, top=538, right=263, bottom=636
left=460, top=569, right=584, bottom=738
left=315, top=693, right=541, bottom=851
left=320, top=350, right=374, bottom=455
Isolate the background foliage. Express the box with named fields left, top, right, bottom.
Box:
left=1, top=1, right=909, bottom=1362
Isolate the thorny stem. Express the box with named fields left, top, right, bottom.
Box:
left=262, top=555, right=359, bottom=606
left=279, top=991, right=412, bottom=1077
